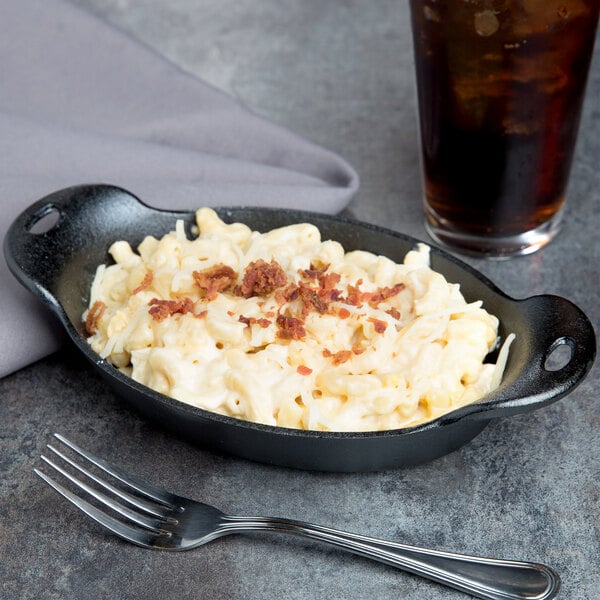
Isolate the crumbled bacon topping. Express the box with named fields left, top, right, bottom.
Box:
left=239, top=315, right=271, bottom=328
left=148, top=297, right=194, bottom=322
left=297, top=365, right=312, bottom=376
left=368, top=317, right=388, bottom=334
left=274, top=283, right=299, bottom=305
left=276, top=314, right=306, bottom=340
left=318, top=271, right=341, bottom=291
left=135, top=254, right=401, bottom=357
left=193, top=263, right=238, bottom=300
left=340, top=279, right=405, bottom=310
left=85, top=301, right=106, bottom=335
left=344, top=279, right=364, bottom=307
left=298, top=282, right=328, bottom=315
left=284, top=264, right=344, bottom=317
left=323, top=348, right=353, bottom=365
left=132, top=271, right=153, bottom=295
left=313, top=268, right=343, bottom=304
left=386, top=307, right=401, bottom=320
left=368, top=283, right=405, bottom=308
left=239, top=259, right=287, bottom=298
left=299, top=262, right=330, bottom=280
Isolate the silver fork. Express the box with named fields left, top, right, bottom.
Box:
left=35, top=434, right=559, bottom=600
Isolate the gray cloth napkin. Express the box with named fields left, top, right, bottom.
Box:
left=0, top=0, right=358, bottom=378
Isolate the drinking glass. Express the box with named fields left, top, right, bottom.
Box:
left=409, top=0, right=600, bottom=257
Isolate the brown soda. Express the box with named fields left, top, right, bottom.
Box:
left=409, top=0, right=599, bottom=245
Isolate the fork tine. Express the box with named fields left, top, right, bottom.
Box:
left=46, top=444, right=175, bottom=520
left=39, top=455, right=169, bottom=533
left=53, top=433, right=179, bottom=508
left=34, top=468, right=168, bottom=549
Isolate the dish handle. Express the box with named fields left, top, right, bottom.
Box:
left=4, top=185, right=147, bottom=305
left=460, top=294, right=596, bottom=422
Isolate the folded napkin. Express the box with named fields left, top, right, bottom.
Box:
left=0, top=0, right=358, bottom=378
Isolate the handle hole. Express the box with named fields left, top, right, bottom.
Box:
left=26, top=204, right=61, bottom=235
left=544, top=337, right=574, bottom=372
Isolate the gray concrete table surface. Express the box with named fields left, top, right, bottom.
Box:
left=2, top=1, right=599, bottom=598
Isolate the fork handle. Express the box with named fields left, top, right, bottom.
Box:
left=219, top=516, right=559, bottom=600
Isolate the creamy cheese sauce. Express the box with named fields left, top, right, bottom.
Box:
left=84, top=208, right=513, bottom=431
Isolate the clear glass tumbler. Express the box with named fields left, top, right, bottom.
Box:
left=409, top=0, right=600, bottom=257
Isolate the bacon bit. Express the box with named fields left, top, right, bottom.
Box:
left=239, top=259, right=287, bottom=298
left=318, top=271, right=341, bottom=291
left=368, top=317, right=388, bottom=334
left=195, top=310, right=208, bottom=319
left=322, top=348, right=353, bottom=365
left=299, top=262, right=330, bottom=280
left=337, top=307, right=351, bottom=319
left=331, top=350, right=353, bottom=365
left=227, top=310, right=235, bottom=317
left=386, top=307, right=401, bottom=320
left=368, top=283, right=405, bottom=308
left=345, top=279, right=364, bottom=307
left=310, top=271, right=343, bottom=305
left=341, top=279, right=405, bottom=309
left=276, top=314, right=306, bottom=340
left=265, top=311, right=275, bottom=318
left=239, top=315, right=272, bottom=328
left=297, top=365, right=313, bottom=376
left=193, top=263, right=238, bottom=300
left=299, top=282, right=328, bottom=315
left=274, top=283, right=299, bottom=305
left=148, top=297, right=194, bottom=322
left=325, top=288, right=344, bottom=303
left=85, top=300, right=106, bottom=335
left=132, top=271, right=153, bottom=295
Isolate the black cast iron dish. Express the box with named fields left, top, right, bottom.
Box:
left=4, top=185, right=596, bottom=471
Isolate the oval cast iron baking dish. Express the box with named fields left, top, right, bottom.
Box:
left=4, top=185, right=596, bottom=471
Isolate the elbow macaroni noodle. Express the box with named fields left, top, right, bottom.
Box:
left=84, top=208, right=513, bottom=432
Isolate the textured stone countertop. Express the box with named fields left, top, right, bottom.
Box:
left=2, top=1, right=599, bottom=598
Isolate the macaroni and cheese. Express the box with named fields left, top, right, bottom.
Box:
left=84, top=208, right=513, bottom=431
